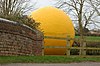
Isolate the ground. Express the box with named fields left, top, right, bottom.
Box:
left=0, top=62, right=100, bottom=66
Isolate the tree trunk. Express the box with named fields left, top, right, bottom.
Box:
left=78, top=0, right=84, bottom=55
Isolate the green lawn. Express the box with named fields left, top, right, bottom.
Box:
left=75, top=36, right=100, bottom=42
left=0, top=56, right=100, bottom=64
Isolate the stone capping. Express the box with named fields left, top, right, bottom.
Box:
left=0, top=18, right=43, bottom=56
left=0, top=18, right=34, bottom=32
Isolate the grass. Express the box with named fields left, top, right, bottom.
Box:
left=75, top=36, right=100, bottom=42
left=0, top=56, right=100, bottom=64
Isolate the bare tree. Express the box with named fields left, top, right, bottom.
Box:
left=0, top=0, right=30, bottom=17
left=54, top=0, right=100, bottom=32
left=0, top=0, right=39, bottom=29
left=88, top=0, right=100, bottom=16
left=87, top=0, right=100, bottom=29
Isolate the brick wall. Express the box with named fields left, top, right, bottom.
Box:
left=0, top=18, right=43, bottom=56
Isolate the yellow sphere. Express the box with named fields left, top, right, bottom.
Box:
left=31, top=6, right=75, bottom=55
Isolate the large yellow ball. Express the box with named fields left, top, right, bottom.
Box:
left=31, top=6, right=75, bottom=55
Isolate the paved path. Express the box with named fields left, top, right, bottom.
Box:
left=0, top=62, right=100, bottom=66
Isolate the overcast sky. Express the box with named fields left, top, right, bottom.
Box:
left=30, top=0, right=54, bottom=8
left=27, top=0, right=55, bottom=15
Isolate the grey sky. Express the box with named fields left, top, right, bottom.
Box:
left=27, top=0, right=55, bottom=15
left=30, top=0, right=54, bottom=8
